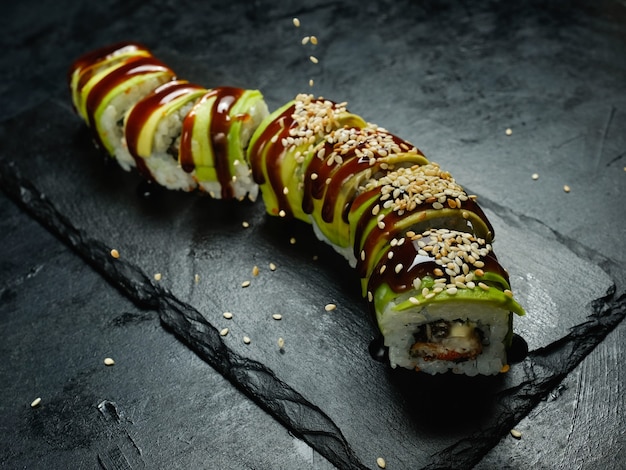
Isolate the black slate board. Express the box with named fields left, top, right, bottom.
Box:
left=2, top=0, right=626, bottom=468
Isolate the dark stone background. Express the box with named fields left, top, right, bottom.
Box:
left=1, top=1, right=624, bottom=468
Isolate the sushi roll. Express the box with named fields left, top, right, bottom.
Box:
left=69, top=42, right=176, bottom=171
left=247, top=93, right=525, bottom=375
left=69, top=42, right=268, bottom=198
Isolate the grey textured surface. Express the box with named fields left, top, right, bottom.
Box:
left=1, top=0, right=625, bottom=469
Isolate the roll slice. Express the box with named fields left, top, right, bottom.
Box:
left=368, top=228, right=524, bottom=375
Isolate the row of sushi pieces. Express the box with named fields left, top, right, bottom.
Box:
left=69, top=42, right=525, bottom=376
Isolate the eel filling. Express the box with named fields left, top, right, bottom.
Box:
left=410, top=319, right=484, bottom=362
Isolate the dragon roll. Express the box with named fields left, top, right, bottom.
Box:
left=247, top=94, right=525, bottom=375
left=70, top=43, right=525, bottom=376
left=69, top=42, right=268, bottom=199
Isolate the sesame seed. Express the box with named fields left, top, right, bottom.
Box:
left=103, top=357, right=115, bottom=366
left=194, top=274, right=200, bottom=284
left=377, top=457, right=387, bottom=469
left=325, top=303, right=337, bottom=311
left=154, top=273, right=162, bottom=281
left=252, top=265, right=260, bottom=276
left=269, top=262, right=277, bottom=271
left=532, top=173, right=539, bottom=180
left=504, top=289, right=514, bottom=298
left=510, top=429, right=522, bottom=439
left=478, top=282, right=490, bottom=291
left=505, top=128, right=513, bottom=136
left=310, top=172, right=318, bottom=180
left=279, top=209, right=287, bottom=217
left=241, top=280, right=251, bottom=288
left=563, top=184, right=571, bottom=193
left=500, top=364, right=510, bottom=373
left=289, top=237, right=296, bottom=245
left=292, top=17, right=300, bottom=27
left=220, top=328, right=229, bottom=336
left=243, top=336, right=251, bottom=344
left=388, top=251, right=394, bottom=259
left=310, top=35, right=318, bottom=45
left=409, top=296, right=420, bottom=305
left=301, top=36, right=310, bottom=45
left=242, top=221, right=250, bottom=228
left=110, top=249, right=120, bottom=259
left=272, top=313, right=283, bottom=320
left=30, top=397, right=42, bottom=408
left=368, top=291, right=373, bottom=302
left=446, top=287, right=458, bottom=295
left=309, top=55, right=319, bottom=64
left=223, top=312, right=233, bottom=319
left=475, top=268, right=485, bottom=277
left=394, top=263, right=403, bottom=273
left=309, top=79, right=314, bottom=87
left=278, top=337, right=285, bottom=349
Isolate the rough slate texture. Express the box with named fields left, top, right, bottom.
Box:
left=1, top=1, right=625, bottom=469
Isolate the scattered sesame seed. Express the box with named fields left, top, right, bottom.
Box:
left=301, top=36, right=310, bottom=45
left=563, top=184, right=571, bottom=193
left=220, top=328, right=229, bottom=336
left=292, top=17, right=300, bottom=27
left=154, top=273, right=162, bottom=281
left=110, top=249, right=120, bottom=259
left=242, top=221, right=250, bottom=228
left=241, top=280, right=251, bottom=288
left=500, top=364, right=510, bottom=373
left=272, top=313, right=283, bottom=320
left=368, top=291, right=373, bottom=302
left=510, top=429, right=522, bottom=439
left=269, top=262, right=277, bottom=271
left=310, top=35, right=318, bottom=45
left=532, top=173, right=539, bottom=180
left=376, top=457, right=387, bottom=469
left=446, top=287, right=458, bottom=295
left=289, top=237, right=297, bottom=245
left=309, top=79, right=314, bottom=87
left=409, top=296, right=420, bottom=305
left=279, top=209, right=286, bottom=217
left=478, top=282, right=490, bottom=291
left=194, top=274, right=200, bottom=284
left=252, top=265, right=260, bottom=276
left=504, top=289, right=514, bottom=298
left=505, top=128, right=513, bottom=136
left=324, top=303, right=337, bottom=311
left=394, top=263, right=403, bottom=273
left=278, top=337, right=285, bottom=349
left=309, top=55, right=319, bottom=64
left=103, top=357, right=115, bottom=366
left=31, top=397, right=42, bottom=408
left=243, top=336, right=251, bottom=344
left=223, top=312, right=233, bottom=319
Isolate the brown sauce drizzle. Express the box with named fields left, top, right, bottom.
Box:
left=248, top=104, right=298, bottom=216
left=179, top=87, right=245, bottom=199
left=70, top=42, right=150, bottom=96
left=351, top=191, right=494, bottom=278
left=123, top=80, right=204, bottom=172
left=367, top=235, right=508, bottom=295
left=84, top=56, right=175, bottom=150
